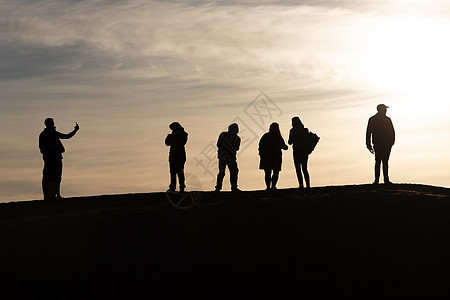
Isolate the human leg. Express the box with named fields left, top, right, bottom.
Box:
left=293, top=153, right=304, bottom=188
left=374, top=148, right=382, bottom=184
left=178, top=171, right=186, bottom=192
left=43, top=159, right=61, bottom=200
left=264, top=169, right=271, bottom=190
left=169, top=162, right=177, bottom=191
left=301, top=156, right=310, bottom=188
left=229, top=161, right=239, bottom=191
left=271, top=170, right=280, bottom=189
left=215, top=160, right=226, bottom=191
left=55, top=160, right=63, bottom=198
left=381, top=146, right=392, bottom=183
left=42, top=160, right=50, bottom=199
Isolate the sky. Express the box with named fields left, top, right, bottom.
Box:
left=1, top=0, right=450, bottom=202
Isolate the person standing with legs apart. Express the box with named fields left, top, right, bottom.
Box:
left=288, top=116, right=311, bottom=189
left=165, top=122, right=188, bottom=192
left=215, top=123, right=241, bottom=192
left=366, top=104, right=395, bottom=185
left=259, top=122, right=288, bottom=190
left=39, top=118, right=79, bottom=200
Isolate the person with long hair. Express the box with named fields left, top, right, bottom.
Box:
left=288, top=116, right=311, bottom=189
left=258, top=122, right=288, bottom=190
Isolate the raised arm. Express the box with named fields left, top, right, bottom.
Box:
left=57, top=123, right=79, bottom=139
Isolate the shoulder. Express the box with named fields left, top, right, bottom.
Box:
left=368, top=114, right=378, bottom=123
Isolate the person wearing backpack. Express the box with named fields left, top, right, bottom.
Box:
left=288, top=116, right=312, bottom=189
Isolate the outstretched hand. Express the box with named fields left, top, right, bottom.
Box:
left=74, top=122, right=80, bottom=131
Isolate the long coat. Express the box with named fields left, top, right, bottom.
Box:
left=258, top=132, right=288, bottom=171
left=165, top=129, right=188, bottom=173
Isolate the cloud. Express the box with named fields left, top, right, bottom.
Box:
left=0, top=0, right=369, bottom=82
left=1, top=0, right=450, bottom=202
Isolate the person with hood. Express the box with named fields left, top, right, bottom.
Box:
left=259, top=122, right=288, bottom=190
left=288, top=116, right=311, bottom=189
left=39, top=118, right=79, bottom=200
left=165, top=122, right=188, bottom=192
left=215, top=123, right=241, bottom=192
left=366, top=104, right=395, bottom=185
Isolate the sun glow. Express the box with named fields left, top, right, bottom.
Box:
left=362, top=17, right=450, bottom=115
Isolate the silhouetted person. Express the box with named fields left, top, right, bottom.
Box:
left=259, top=122, right=288, bottom=190
left=288, top=116, right=311, bottom=189
left=215, top=123, right=241, bottom=192
left=165, top=122, right=188, bottom=192
left=39, top=118, right=79, bottom=200
left=366, top=104, right=395, bottom=185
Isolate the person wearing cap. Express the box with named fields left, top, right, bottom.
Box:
left=39, top=118, right=79, bottom=200
left=165, top=122, right=188, bottom=192
left=366, top=104, right=395, bottom=185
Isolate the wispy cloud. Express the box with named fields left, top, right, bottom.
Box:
left=1, top=0, right=450, bottom=201
left=0, top=0, right=368, bottom=81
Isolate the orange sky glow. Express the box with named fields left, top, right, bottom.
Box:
left=1, top=0, right=449, bottom=202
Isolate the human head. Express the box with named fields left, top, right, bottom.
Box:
left=44, top=118, right=55, bottom=128
left=377, top=104, right=388, bottom=115
left=228, top=123, right=239, bottom=134
left=291, top=116, right=304, bottom=129
left=269, top=122, right=280, bottom=134
left=169, top=122, right=183, bottom=131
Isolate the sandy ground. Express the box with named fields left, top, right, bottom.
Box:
left=1, top=184, right=450, bottom=298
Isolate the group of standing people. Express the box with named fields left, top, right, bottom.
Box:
left=258, top=118, right=312, bottom=190
left=38, top=104, right=395, bottom=199
left=165, top=116, right=316, bottom=193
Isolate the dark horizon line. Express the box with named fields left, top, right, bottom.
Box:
left=2, top=182, right=449, bottom=204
